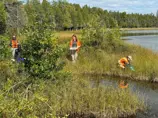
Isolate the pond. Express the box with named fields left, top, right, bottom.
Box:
left=122, top=30, right=158, bottom=52
left=123, top=35, right=158, bottom=52
left=91, top=76, right=158, bottom=118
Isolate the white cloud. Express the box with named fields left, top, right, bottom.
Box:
left=68, top=0, right=158, bottom=14
left=107, top=4, right=121, bottom=7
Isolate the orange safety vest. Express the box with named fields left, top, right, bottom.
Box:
left=119, top=81, right=128, bottom=89
left=11, top=40, right=18, bottom=48
left=119, top=57, right=129, bottom=66
left=70, top=40, right=81, bottom=52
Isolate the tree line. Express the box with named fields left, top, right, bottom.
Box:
left=1, top=0, right=158, bottom=34
left=24, top=0, right=158, bottom=30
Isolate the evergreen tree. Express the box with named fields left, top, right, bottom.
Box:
left=23, top=1, right=158, bottom=30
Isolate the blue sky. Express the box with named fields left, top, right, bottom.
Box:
left=22, top=0, right=158, bottom=14
left=67, top=0, right=157, bottom=14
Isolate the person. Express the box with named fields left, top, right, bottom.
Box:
left=69, top=34, right=81, bottom=63
left=118, top=56, right=132, bottom=69
left=10, top=35, right=19, bottom=61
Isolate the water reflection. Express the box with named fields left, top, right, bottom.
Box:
left=121, top=30, right=158, bottom=36
left=91, top=76, right=158, bottom=118
left=122, top=30, right=158, bottom=34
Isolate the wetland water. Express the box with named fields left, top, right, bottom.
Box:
left=120, top=30, right=158, bottom=117
left=91, top=77, right=158, bottom=118
left=122, top=30, right=158, bottom=52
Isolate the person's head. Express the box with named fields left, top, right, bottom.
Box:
left=12, top=35, right=16, bottom=40
left=127, top=55, right=132, bottom=62
left=72, top=34, right=78, bottom=41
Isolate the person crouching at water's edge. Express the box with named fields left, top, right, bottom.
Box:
left=69, top=34, right=81, bottom=63
left=118, top=56, right=132, bottom=69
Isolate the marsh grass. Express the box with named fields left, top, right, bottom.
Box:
left=54, top=76, right=145, bottom=118
left=0, top=68, right=145, bottom=118
left=56, top=30, right=81, bottom=42
left=66, top=48, right=158, bottom=81
left=62, top=31, right=158, bottom=82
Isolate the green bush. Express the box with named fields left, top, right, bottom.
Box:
left=82, top=17, right=130, bottom=53
left=0, top=35, right=10, bottom=60
left=22, top=21, right=64, bottom=79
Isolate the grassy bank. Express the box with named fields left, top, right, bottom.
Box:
left=0, top=62, right=145, bottom=118
left=60, top=30, right=158, bottom=82
left=64, top=45, right=158, bottom=82
left=0, top=61, right=145, bottom=118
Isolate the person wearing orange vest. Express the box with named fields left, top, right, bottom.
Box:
left=118, top=56, right=132, bottom=69
left=69, top=34, right=81, bottom=62
left=10, top=35, right=19, bottom=61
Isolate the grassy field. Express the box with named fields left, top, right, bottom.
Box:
left=56, top=30, right=81, bottom=41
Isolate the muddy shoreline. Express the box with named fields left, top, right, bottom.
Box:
left=80, top=72, right=158, bottom=83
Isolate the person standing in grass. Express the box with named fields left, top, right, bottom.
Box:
left=118, top=56, right=133, bottom=70
left=10, top=35, right=19, bottom=61
left=69, top=34, right=81, bottom=63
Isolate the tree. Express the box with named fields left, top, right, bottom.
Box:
left=0, top=2, right=7, bottom=34
left=42, top=0, right=56, bottom=29
left=24, top=0, right=158, bottom=30
left=5, top=1, right=27, bottom=35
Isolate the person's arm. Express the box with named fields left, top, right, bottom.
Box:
left=70, top=40, right=72, bottom=47
left=125, top=58, right=130, bottom=65
left=77, top=41, right=81, bottom=47
left=17, top=40, right=19, bottom=46
left=125, top=63, right=130, bottom=67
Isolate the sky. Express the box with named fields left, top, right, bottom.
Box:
left=67, top=0, right=158, bottom=14
left=22, top=0, right=158, bottom=15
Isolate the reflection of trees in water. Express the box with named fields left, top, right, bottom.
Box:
left=87, top=75, right=158, bottom=91
left=122, top=33, right=158, bottom=37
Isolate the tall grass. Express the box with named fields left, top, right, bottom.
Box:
left=0, top=62, right=145, bottom=118
left=61, top=28, right=158, bottom=82
left=0, top=74, right=145, bottom=118
left=56, top=30, right=81, bottom=42
left=64, top=44, right=158, bottom=82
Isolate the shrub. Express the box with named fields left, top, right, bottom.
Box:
left=22, top=21, right=64, bottom=79
left=82, top=17, right=130, bottom=53
left=0, top=35, right=10, bottom=60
